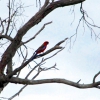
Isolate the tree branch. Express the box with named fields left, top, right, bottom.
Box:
left=37, top=37, right=68, bottom=57
left=93, top=71, right=100, bottom=83
left=0, top=35, right=13, bottom=41
left=21, top=21, right=52, bottom=45
left=0, top=0, right=85, bottom=75
left=9, top=77, right=100, bottom=89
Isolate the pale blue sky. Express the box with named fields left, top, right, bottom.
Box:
left=0, top=0, right=100, bottom=100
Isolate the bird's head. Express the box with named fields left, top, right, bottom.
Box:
left=43, top=41, right=49, bottom=46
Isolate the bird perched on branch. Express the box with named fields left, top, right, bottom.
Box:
left=29, top=41, right=49, bottom=61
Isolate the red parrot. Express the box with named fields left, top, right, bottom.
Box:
left=30, top=41, right=49, bottom=61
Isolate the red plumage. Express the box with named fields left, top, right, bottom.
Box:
left=35, top=41, right=49, bottom=54
left=30, top=41, right=49, bottom=61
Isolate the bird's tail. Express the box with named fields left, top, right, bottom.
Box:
left=29, top=52, right=37, bottom=62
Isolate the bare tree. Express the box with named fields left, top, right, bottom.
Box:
left=0, top=0, right=100, bottom=100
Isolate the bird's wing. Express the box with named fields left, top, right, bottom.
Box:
left=36, top=44, right=46, bottom=54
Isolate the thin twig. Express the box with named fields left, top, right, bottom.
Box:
left=21, top=21, right=52, bottom=45
left=93, top=71, right=100, bottom=83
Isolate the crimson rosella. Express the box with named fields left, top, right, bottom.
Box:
left=30, top=41, right=49, bottom=61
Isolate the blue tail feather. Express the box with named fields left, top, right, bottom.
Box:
left=29, top=52, right=37, bottom=61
